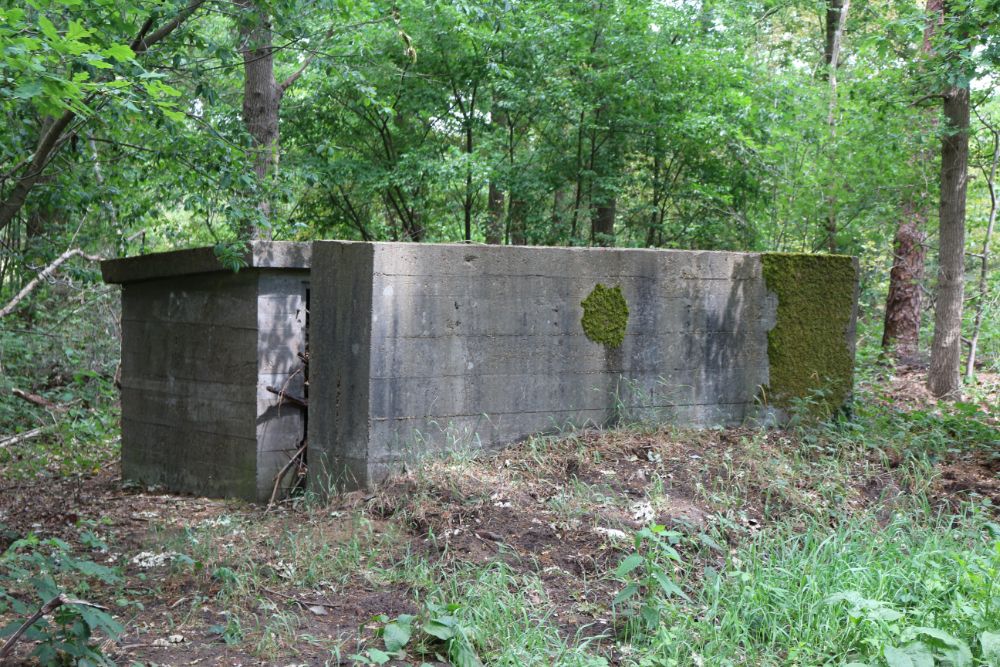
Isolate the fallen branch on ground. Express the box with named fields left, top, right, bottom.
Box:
left=0, top=248, right=103, bottom=319
left=11, top=388, right=66, bottom=411
left=0, top=426, right=47, bottom=449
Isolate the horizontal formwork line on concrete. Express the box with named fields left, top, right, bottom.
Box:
left=369, top=401, right=757, bottom=423
left=371, top=329, right=766, bottom=340
left=121, top=413, right=255, bottom=440
left=372, top=271, right=759, bottom=280
left=120, top=378, right=256, bottom=401
left=121, top=317, right=259, bottom=332
left=367, top=366, right=767, bottom=381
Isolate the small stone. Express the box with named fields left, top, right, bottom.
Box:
left=307, top=605, right=328, bottom=616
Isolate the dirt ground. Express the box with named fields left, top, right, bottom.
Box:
left=0, top=369, right=997, bottom=666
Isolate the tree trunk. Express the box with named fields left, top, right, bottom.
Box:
left=487, top=109, right=508, bottom=245
left=238, top=0, right=280, bottom=240
left=464, top=123, right=474, bottom=242
left=881, top=211, right=926, bottom=359
left=928, top=84, right=969, bottom=398
left=880, top=0, right=939, bottom=360
left=965, top=114, right=998, bottom=381
left=486, top=181, right=504, bottom=245
left=593, top=196, right=615, bottom=247
left=823, top=0, right=849, bottom=254
left=509, top=196, right=527, bottom=246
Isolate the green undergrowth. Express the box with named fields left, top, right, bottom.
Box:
left=621, top=502, right=1000, bottom=667
left=0, top=283, right=120, bottom=478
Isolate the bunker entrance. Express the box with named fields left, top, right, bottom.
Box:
left=265, top=283, right=310, bottom=503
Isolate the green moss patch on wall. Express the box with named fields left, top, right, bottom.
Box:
left=761, top=253, right=857, bottom=412
left=581, top=283, right=629, bottom=348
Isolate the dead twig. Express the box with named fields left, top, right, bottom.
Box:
left=0, top=426, right=47, bottom=449
left=267, top=443, right=308, bottom=508
left=258, top=584, right=337, bottom=610
left=265, top=385, right=308, bottom=408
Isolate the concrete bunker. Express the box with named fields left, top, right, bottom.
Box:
left=103, top=241, right=858, bottom=502
left=102, top=242, right=310, bottom=502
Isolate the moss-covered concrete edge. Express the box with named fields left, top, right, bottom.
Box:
left=581, top=283, right=629, bottom=348
left=761, top=252, right=858, bottom=413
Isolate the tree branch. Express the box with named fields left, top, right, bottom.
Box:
left=279, top=25, right=335, bottom=94
left=0, top=0, right=209, bottom=232
left=0, top=248, right=102, bottom=319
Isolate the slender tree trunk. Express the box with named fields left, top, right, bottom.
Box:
left=570, top=109, right=587, bottom=242
left=509, top=196, right=527, bottom=246
left=487, top=182, right=504, bottom=244
left=965, top=115, right=998, bottom=380
left=237, top=0, right=280, bottom=240
left=928, top=84, right=969, bottom=398
left=464, top=123, right=474, bottom=242
left=486, top=110, right=506, bottom=245
left=823, top=0, right=849, bottom=254
left=551, top=188, right=566, bottom=238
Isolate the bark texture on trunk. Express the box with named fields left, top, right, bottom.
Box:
left=592, top=196, right=616, bottom=247
left=928, top=85, right=969, bottom=398
left=880, top=0, right=939, bottom=360
left=509, top=196, right=527, bottom=246
left=881, top=211, right=926, bottom=359
left=965, top=114, right=997, bottom=380
left=238, top=0, right=280, bottom=240
left=823, top=0, right=849, bottom=254
left=486, top=109, right=508, bottom=245
left=486, top=181, right=504, bottom=245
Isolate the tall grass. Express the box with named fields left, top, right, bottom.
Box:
left=626, top=502, right=1000, bottom=666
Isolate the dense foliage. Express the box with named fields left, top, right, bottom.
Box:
left=1, top=0, right=997, bottom=382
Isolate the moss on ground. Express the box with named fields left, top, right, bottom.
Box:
left=580, top=283, right=629, bottom=348
left=761, top=253, right=856, bottom=411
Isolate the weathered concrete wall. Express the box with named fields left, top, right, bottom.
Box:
left=308, top=242, right=846, bottom=491
left=104, top=243, right=309, bottom=502
left=107, top=241, right=857, bottom=501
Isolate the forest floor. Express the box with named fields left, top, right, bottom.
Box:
left=0, top=368, right=998, bottom=666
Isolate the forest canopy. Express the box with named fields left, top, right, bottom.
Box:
left=1, top=0, right=999, bottom=391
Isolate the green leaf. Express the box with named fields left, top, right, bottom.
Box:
left=424, top=619, right=456, bottom=641
left=38, top=15, right=59, bottom=42
left=75, top=604, right=124, bottom=638
left=981, top=631, right=1000, bottom=662
left=383, top=619, right=412, bottom=653
left=365, top=648, right=391, bottom=665
left=66, top=20, right=91, bottom=41
left=13, top=81, right=43, bottom=99
left=615, top=554, right=644, bottom=578
left=653, top=571, right=688, bottom=601
left=450, top=640, right=484, bottom=667
left=907, top=627, right=972, bottom=666
left=885, top=643, right=934, bottom=667
left=102, top=44, right=134, bottom=63
left=613, top=582, right=639, bottom=605
left=639, top=603, right=660, bottom=628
